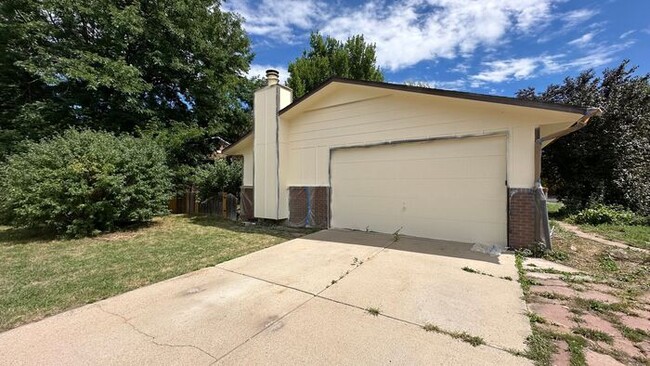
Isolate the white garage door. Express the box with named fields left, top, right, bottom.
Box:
left=330, top=135, right=507, bottom=247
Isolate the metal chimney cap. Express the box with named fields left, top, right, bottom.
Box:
left=266, top=69, right=279, bottom=86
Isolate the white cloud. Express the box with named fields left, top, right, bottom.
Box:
left=227, top=1, right=628, bottom=88
left=450, top=62, right=471, bottom=73
left=557, top=41, right=633, bottom=71
left=469, top=40, right=633, bottom=85
left=226, top=0, right=558, bottom=71
left=537, top=8, right=600, bottom=43
left=246, top=64, right=289, bottom=84
left=620, top=30, right=635, bottom=39
left=563, top=9, right=599, bottom=28
left=471, top=58, right=540, bottom=83
left=320, top=0, right=556, bottom=71
left=568, top=32, right=596, bottom=47
left=223, top=0, right=325, bottom=43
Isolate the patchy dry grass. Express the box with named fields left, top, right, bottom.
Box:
left=0, top=215, right=308, bottom=332
left=550, top=222, right=649, bottom=296
left=578, top=224, right=650, bottom=250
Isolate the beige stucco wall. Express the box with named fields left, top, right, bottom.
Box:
left=280, top=83, right=581, bottom=193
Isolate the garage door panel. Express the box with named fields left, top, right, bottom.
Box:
left=331, top=136, right=507, bottom=246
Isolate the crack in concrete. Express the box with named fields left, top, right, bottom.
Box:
left=214, top=236, right=527, bottom=361
left=208, top=295, right=317, bottom=364
left=210, top=237, right=398, bottom=364
left=95, top=305, right=218, bottom=363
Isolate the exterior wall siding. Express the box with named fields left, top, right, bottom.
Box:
left=253, top=85, right=292, bottom=219
left=242, top=149, right=253, bottom=186
left=280, top=87, right=557, bottom=194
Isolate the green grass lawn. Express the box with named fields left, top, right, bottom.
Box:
left=546, top=201, right=650, bottom=250
left=577, top=224, right=650, bottom=250
left=0, top=215, right=307, bottom=332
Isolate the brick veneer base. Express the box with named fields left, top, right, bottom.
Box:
left=508, top=188, right=537, bottom=249
left=240, top=186, right=254, bottom=221
left=288, top=186, right=330, bottom=228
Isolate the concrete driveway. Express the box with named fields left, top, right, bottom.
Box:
left=0, top=229, right=532, bottom=365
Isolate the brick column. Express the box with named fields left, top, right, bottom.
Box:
left=288, top=186, right=330, bottom=228
left=240, top=186, right=254, bottom=221
left=508, top=188, right=536, bottom=249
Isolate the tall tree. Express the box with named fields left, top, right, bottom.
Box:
left=0, top=0, right=254, bottom=159
left=517, top=60, right=650, bottom=215
left=287, top=33, right=384, bottom=98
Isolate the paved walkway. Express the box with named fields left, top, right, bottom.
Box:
left=0, top=230, right=532, bottom=365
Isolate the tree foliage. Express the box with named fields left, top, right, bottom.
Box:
left=517, top=60, right=650, bottom=215
left=0, top=0, right=255, bottom=159
left=195, top=158, right=242, bottom=200
left=0, top=129, right=171, bottom=237
left=287, top=33, right=384, bottom=98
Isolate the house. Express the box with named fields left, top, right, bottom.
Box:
left=224, top=69, right=601, bottom=249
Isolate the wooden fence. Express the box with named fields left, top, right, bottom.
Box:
left=169, top=189, right=238, bottom=220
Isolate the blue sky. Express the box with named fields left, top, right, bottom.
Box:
left=224, top=0, right=650, bottom=96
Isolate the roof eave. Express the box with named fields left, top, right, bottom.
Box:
left=279, top=77, right=588, bottom=116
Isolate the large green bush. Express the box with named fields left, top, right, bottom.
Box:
left=571, top=204, right=649, bottom=226
left=195, top=159, right=242, bottom=200
left=0, top=129, right=172, bottom=237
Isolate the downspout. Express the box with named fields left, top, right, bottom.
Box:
left=534, top=107, right=603, bottom=249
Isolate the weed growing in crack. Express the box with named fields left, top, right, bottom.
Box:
left=515, top=254, right=532, bottom=297
left=366, top=307, right=381, bottom=316
left=461, top=266, right=493, bottom=277
left=573, top=298, right=624, bottom=313
left=461, top=266, right=512, bottom=281
left=527, top=312, right=547, bottom=324
left=454, top=332, right=485, bottom=346
left=527, top=267, right=575, bottom=276
left=525, top=329, right=556, bottom=365
left=563, top=334, right=587, bottom=365
left=422, top=323, right=442, bottom=332
left=571, top=315, right=584, bottom=324
left=422, top=322, right=484, bottom=347
left=573, top=327, right=614, bottom=344
left=392, top=227, right=402, bottom=242
left=538, top=292, right=570, bottom=300
left=616, top=324, right=649, bottom=343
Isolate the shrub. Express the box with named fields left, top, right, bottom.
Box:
left=195, top=158, right=242, bottom=200
left=0, top=129, right=172, bottom=237
left=571, top=204, right=648, bottom=226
